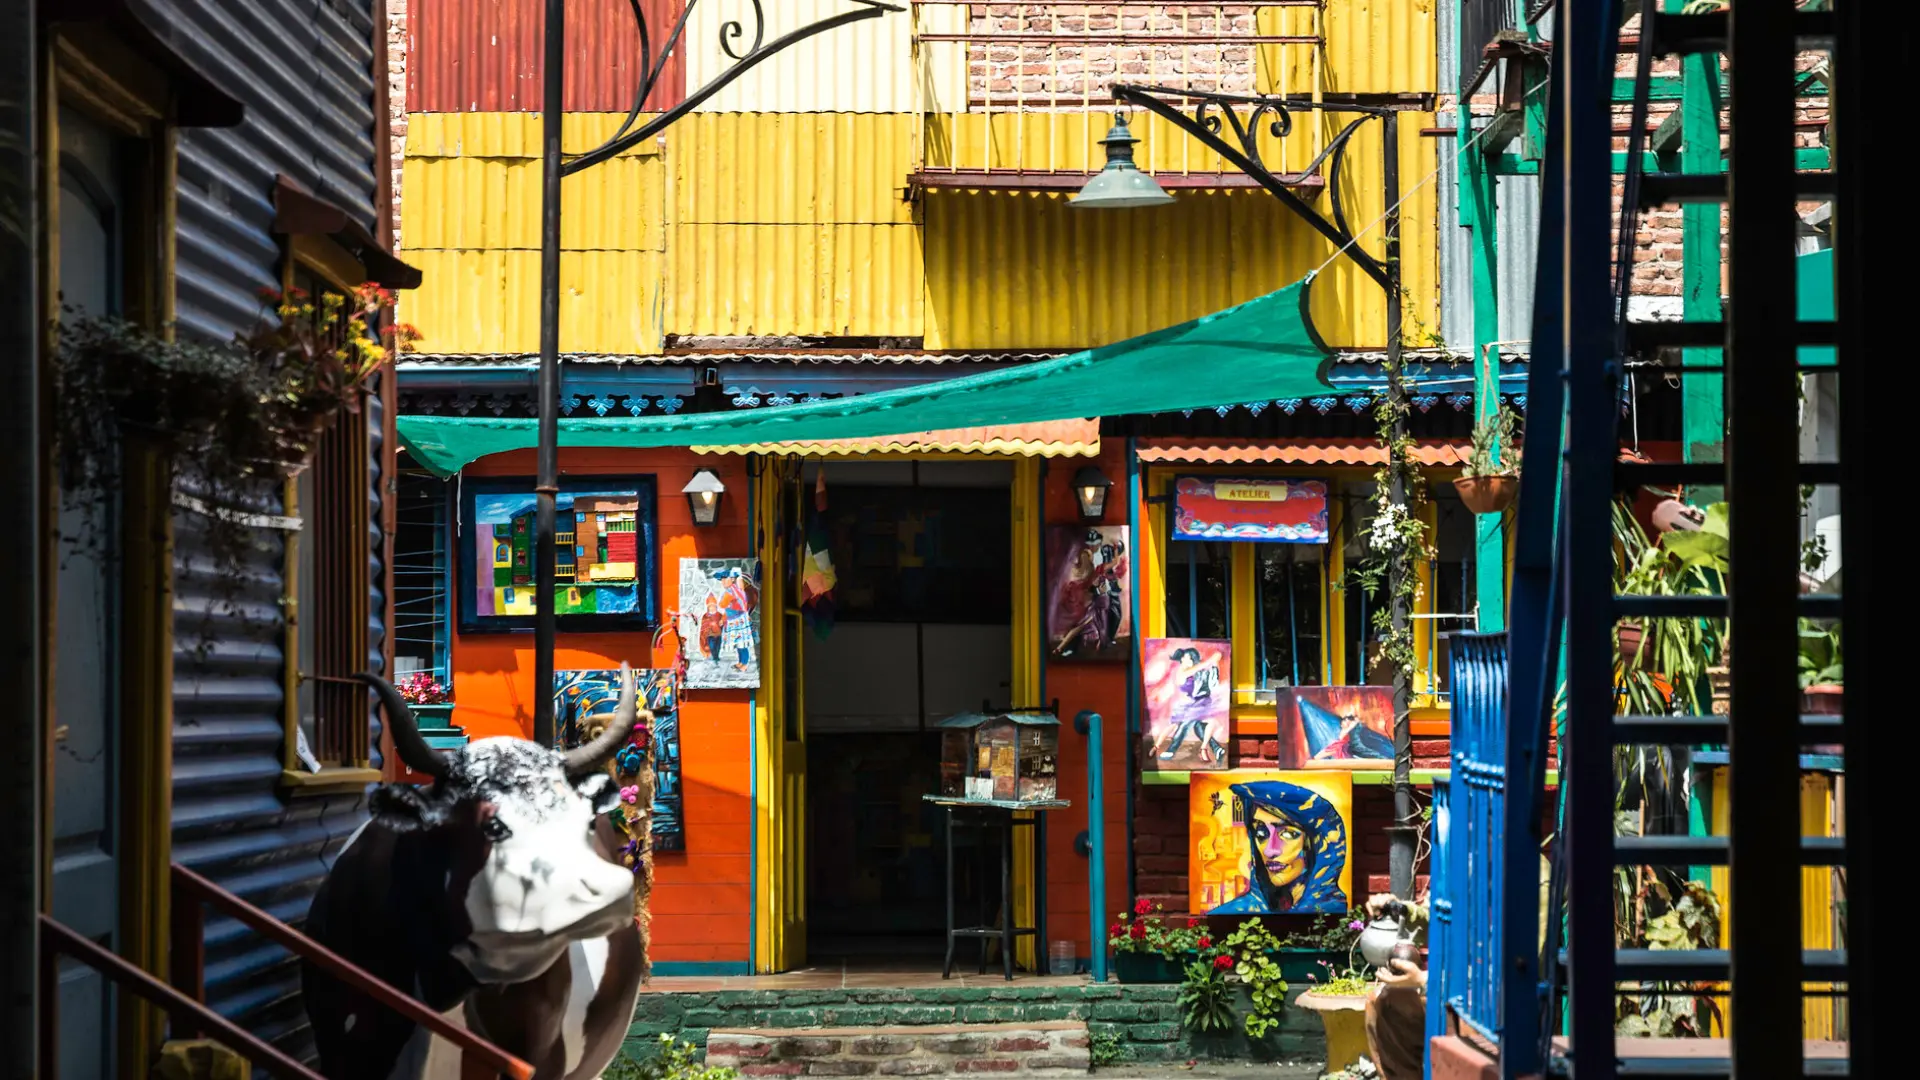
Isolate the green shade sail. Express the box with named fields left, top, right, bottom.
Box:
left=399, top=280, right=1331, bottom=478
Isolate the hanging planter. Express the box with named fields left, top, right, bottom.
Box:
left=1453, top=474, right=1519, bottom=514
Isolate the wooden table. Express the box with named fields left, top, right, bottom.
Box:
left=924, top=796, right=1069, bottom=981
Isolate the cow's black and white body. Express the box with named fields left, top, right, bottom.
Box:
left=303, top=668, right=649, bottom=1079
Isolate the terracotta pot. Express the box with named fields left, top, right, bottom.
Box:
left=1617, top=622, right=1646, bottom=668
left=1801, top=684, right=1843, bottom=715
left=1454, top=474, right=1518, bottom=514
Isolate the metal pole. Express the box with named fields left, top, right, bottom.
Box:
left=1381, top=110, right=1415, bottom=901
left=0, top=0, right=41, bottom=1066
left=533, top=0, right=566, bottom=746
left=1079, top=710, right=1106, bottom=983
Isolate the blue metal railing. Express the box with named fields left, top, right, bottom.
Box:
left=1446, top=632, right=1510, bottom=1043
left=1425, top=777, right=1454, bottom=1080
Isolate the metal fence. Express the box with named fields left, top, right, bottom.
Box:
left=1443, top=631, right=1509, bottom=1043
left=1425, top=776, right=1453, bottom=1080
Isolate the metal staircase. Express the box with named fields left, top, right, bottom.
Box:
left=1493, top=1, right=1886, bottom=1076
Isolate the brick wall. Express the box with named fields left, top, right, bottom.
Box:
left=967, top=4, right=1262, bottom=103
left=387, top=0, right=408, bottom=250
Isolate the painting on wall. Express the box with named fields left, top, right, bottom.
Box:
left=1045, top=525, right=1131, bottom=662
left=678, top=557, right=762, bottom=689
left=1189, top=771, right=1352, bottom=915
left=1141, top=638, right=1230, bottom=771
left=1276, top=686, right=1396, bottom=769
left=458, top=476, right=657, bottom=633
left=1172, top=476, right=1330, bottom=543
left=554, top=668, right=684, bottom=852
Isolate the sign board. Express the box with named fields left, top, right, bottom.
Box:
left=1171, top=476, right=1330, bottom=543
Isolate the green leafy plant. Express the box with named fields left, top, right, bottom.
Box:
left=1278, top=914, right=1352, bottom=952
left=1462, top=403, right=1522, bottom=479
left=1797, top=619, right=1842, bottom=688
left=1178, top=956, right=1238, bottom=1034
left=602, top=1036, right=740, bottom=1080
left=1612, top=500, right=1723, bottom=718
left=1221, top=922, right=1289, bottom=1038
left=1087, top=1029, right=1132, bottom=1067
left=1306, top=954, right=1374, bottom=997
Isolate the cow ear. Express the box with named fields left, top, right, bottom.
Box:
left=369, top=783, right=456, bottom=832
left=573, top=772, right=619, bottom=815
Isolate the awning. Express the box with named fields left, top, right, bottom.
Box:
left=691, top=420, right=1099, bottom=458
left=1135, top=438, right=1470, bottom=466
left=398, top=279, right=1330, bottom=478
left=273, top=175, right=422, bottom=290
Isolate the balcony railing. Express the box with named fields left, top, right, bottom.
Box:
left=910, top=1, right=1327, bottom=187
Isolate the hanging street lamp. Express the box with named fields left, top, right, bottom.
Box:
left=1071, top=114, right=1175, bottom=209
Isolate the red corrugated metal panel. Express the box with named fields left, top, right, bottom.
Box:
left=1135, top=439, right=1471, bottom=466
left=410, top=0, right=685, bottom=113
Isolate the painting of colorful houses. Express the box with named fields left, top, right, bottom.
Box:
left=460, top=478, right=658, bottom=632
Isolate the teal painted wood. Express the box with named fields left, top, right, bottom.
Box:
left=1081, top=709, right=1108, bottom=984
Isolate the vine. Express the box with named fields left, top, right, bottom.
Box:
left=1363, top=356, right=1431, bottom=683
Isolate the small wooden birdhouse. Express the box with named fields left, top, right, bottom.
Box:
left=937, top=708, right=1061, bottom=803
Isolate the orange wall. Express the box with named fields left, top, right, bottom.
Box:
left=450, top=447, right=754, bottom=967
left=1039, top=443, right=1133, bottom=960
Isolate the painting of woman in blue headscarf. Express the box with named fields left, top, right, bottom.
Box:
left=1190, top=772, right=1352, bottom=915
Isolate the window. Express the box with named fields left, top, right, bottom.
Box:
left=1255, top=544, right=1324, bottom=690
left=1165, top=541, right=1230, bottom=640
left=1424, top=490, right=1480, bottom=697
left=286, top=270, right=376, bottom=780
left=392, top=467, right=452, bottom=693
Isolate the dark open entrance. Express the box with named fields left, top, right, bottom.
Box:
left=803, top=461, right=1013, bottom=966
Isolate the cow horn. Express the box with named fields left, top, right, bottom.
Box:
left=354, top=673, right=450, bottom=780
left=563, top=662, right=646, bottom=777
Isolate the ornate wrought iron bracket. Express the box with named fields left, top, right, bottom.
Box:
left=564, top=0, right=903, bottom=175
left=1110, top=83, right=1393, bottom=293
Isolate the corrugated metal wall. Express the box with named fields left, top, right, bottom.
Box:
left=1262, top=0, right=1439, bottom=95
left=409, top=0, right=685, bottom=113
left=685, top=0, right=917, bottom=113
left=139, top=0, right=387, bottom=1057
left=1494, top=172, right=1538, bottom=348
left=1436, top=0, right=1470, bottom=350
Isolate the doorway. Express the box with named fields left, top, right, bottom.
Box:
left=802, top=461, right=1014, bottom=966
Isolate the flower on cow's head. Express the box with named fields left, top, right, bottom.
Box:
left=620, top=785, right=640, bottom=805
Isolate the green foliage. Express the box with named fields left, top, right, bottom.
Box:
left=1177, top=959, right=1238, bottom=1034
left=1223, top=923, right=1289, bottom=1039
left=1087, top=1029, right=1132, bottom=1067
left=1798, top=619, right=1843, bottom=688
left=1109, top=901, right=1207, bottom=960
left=602, top=1036, right=739, bottom=1080
left=1612, top=500, right=1722, bottom=717
left=1278, top=914, right=1352, bottom=952
left=1463, top=403, right=1522, bottom=479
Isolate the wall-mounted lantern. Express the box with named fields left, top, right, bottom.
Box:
left=683, top=468, right=726, bottom=527
left=1073, top=465, right=1113, bottom=522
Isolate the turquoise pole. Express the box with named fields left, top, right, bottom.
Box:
left=1078, top=709, right=1106, bottom=983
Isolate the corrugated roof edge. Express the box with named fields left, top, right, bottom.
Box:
left=396, top=347, right=1496, bottom=369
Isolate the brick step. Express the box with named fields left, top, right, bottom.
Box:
left=706, top=1022, right=1091, bottom=1077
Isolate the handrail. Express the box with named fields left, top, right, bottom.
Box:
left=39, top=914, right=324, bottom=1080
left=170, top=863, right=535, bottom=1080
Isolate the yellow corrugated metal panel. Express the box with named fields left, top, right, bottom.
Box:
left=691, top=420, right=1100, bottom=458
left=921, top=109, right=1322, bottom=177
left=1260, top=0, right=1438, bottom=96
left=923, top=111, right=1437, bottom=350
left=402, top=155, right=665, bottom=251
left=404, top=112, right=664, bottom=159
left=683, top=0, right=924, bottom=113
left=668, top=222, right=923, bottom=338
left=672, top=114, right=913, bottom=226
left=1800, top=775, right=1839, bottom=1041
left=404, top=249, right=664, bottom=354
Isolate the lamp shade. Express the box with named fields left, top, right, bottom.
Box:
left=682, top=468, right=726, bottom=526
left=1071, top=113, right=1175, bottom=210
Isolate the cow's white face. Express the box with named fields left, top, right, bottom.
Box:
left=367, top=738, right=635, bottom=983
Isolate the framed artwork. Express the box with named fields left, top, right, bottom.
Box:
left=679, top=557, right=762, bottom=689
left=1189, top=771, right=1352, bottom=915
left=1141, top=638, right=1230, bottom=772
left=1277, top=686, right=1396, bottom=769
left=1045, top=525, right=1131, bottom=662
left=1172, top=476, right=1330, bottom=543
left=554, top=668, right=683, bottom=852
left=458, top=476, right=658, bottom=633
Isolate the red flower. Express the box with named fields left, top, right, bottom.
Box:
left=1129, top=924, right=1146, bottom=941
left=256, top=286, right=282, bottom=302
left=1213, top=954, right=1233, bottom=970
left=1187, top=918, right=1201, bottom=929
left=1133, top=898, right=1152, bottom=916
left=1196, top=935, right=1212, bottom=950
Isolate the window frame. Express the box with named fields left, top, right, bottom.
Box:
left=456, top=474, right=662, bottom=635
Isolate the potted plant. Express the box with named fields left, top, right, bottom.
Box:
left=1611, top=500, right=1722, bottom=713
left=1108, top=900, right=1204, bottom=983
left=1276, top=913, right=1350, bottom=982
left=1454, top=403, right=1521, bottom=514
left=398, top=671, right=457, bottom=728
left=1294, top=954, right=1373, bottom=1076
left=1797, top=619, right=1842, bottom=715
left=1176, top=920, right=1291, bottom=1048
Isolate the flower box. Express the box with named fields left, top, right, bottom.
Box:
left=1111, top=951, right=1186, bottom=983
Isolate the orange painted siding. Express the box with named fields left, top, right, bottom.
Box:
left=449, top=446, right=754, bottom=965
left=1041, top=443, right=1134, bottom=959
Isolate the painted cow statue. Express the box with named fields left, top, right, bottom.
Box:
left=303, top=665, right=650, bottom=1079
